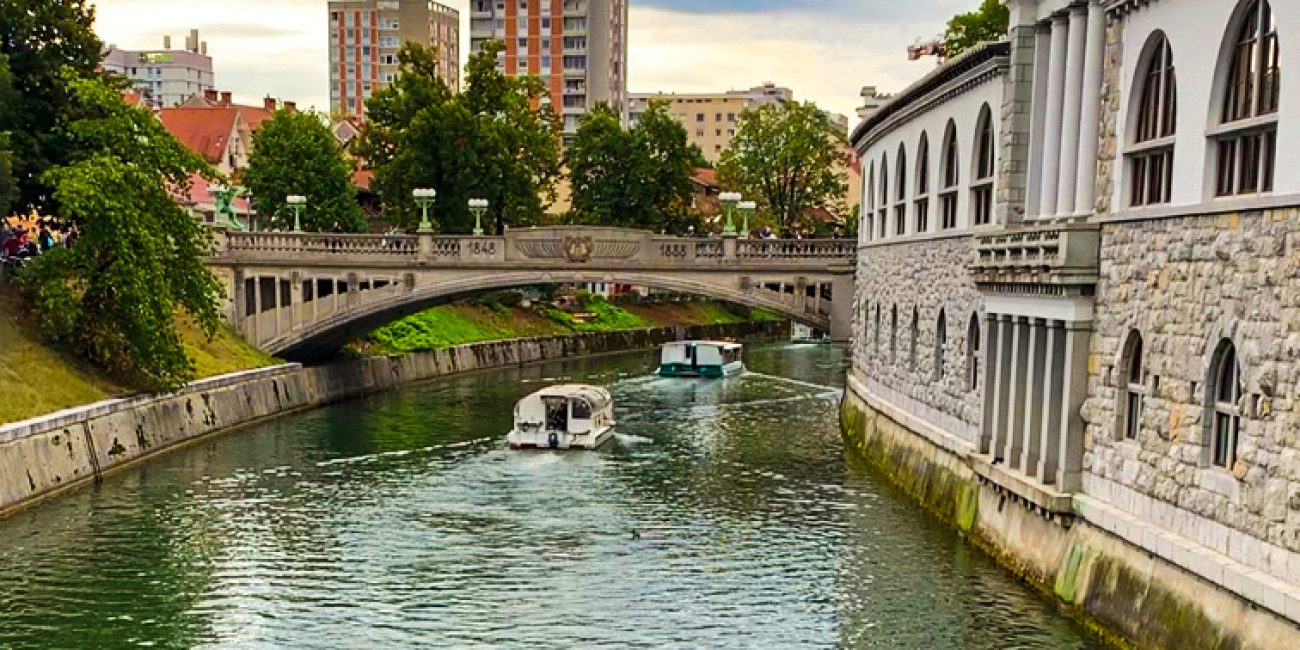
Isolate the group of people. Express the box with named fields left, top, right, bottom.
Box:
left=1, top=218, right=79, bottom=266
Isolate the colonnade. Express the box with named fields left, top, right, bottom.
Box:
left=980, top=313, right=1090, bottom=491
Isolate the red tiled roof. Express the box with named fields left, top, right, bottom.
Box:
left=159, top=107, right=239, bottom=164
left=352, top=169, right=373, bottom=190
left=239, top=106, right=274, bottom=131
left=692, top=167, right=719, bottom=188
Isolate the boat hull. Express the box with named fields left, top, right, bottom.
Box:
left=507, top=425, right=615, bottom=451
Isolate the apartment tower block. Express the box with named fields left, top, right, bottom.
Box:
left=101, top=29, right=215, bottom=109
left=469, top=0, right=628, bottom=143
left=328, top=0, right=461, bottom=119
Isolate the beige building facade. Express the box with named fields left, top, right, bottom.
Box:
left=102, top=29, right=215, bottom=109
left=328, top=0, right=461, bottom=119
left=628, top=83, right=793, bottom=163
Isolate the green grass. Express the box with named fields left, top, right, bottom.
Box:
left=369, top=303, right=570, bottom=353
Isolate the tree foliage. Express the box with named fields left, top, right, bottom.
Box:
left=945, top=0, right=1010, bottom=59
left=0, top=0, right=105, bottom=213
left=0, top=56, right=16, bottom=217
left=356, top=41, right=561, bottom=233
left=18, top=74, right=222, bottom=391
left=567, top=101, right=703, bottom=233
left=244, top=109, right=365, bottom=232
left=717, top=101, right=848, bottom=234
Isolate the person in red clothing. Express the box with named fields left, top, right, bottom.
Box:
left=2, top=229, right=24, bottom=257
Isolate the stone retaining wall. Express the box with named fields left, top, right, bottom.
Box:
left=842, top=376, right=1300, bottom=648
left=0, top=320, right=786, bottom=517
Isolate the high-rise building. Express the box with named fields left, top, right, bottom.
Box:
left=627, top=83, right=794, bottom=163
left=102, top=29, right=215, bottom=109
left=469, top=0, right=629, bottom=143
left=328, top=0, right=461, bottom=119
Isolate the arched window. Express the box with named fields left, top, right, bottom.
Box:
left=1129, top=33, right=1177, bottom=206
left=1209, top=340, right=1242, bottom=468
left=1215, top=0, right=1279, bottom=197
left=934, top=309, right=947, bottom=380
left=915, top=132, right=931, bottom=233
left=971, top=105, right=995, bottom=226
left=874, top=304, right=882, bottom=352
left=940, top=121, right=960, bottom=229
left=859, top=299, right=871, bottom=356
left=879, top=155, right=890, bottom=239
left=895, top=144, right=908, bottom=236
left=865, top=162, right=876, bottom=242
left=909, top=306, right=919, bottom=371
left=1120, top=331, right=1146, bottom=439
left=890, top=305, right=898, bottom=364
left=966, top=314, right=981, bottom=391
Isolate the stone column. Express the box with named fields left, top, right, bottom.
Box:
left=979, top=312, right=1001, bottom=454
left=250, top=276, right=262, bottom=345
left=1055, top=5, right=1089, bottom=216
left=1038, top=320, right=1067, bottom=483
left=232, top=269, right=247, bottom=326
left=1026, top=24, right=1053, bottom=218
left=722, top=235, right=738, bottom=260
left=996, top=17, right=1041, bottom=226
left=1020, top=318, right=1047, bottom=474
left=1056, top=320, right=1092, bottom=491
left=1004, top=317, right=1030, bottom=469
left=989, top=314, right=1016, bottom=460
left=1073, top=0, right=1107, bottom=216
left=1039, top=15, right=1070, bottom=218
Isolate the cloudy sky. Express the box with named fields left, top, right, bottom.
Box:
left=91, top=0, right=971, bottom=121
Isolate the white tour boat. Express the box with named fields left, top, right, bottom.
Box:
left=508, top=384, right=616, bottom=450
left=657, top=341, right=745, bottom=378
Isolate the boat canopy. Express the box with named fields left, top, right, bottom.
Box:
left=515, top=384, right=613, bottom=424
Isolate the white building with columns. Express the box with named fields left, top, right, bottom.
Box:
left=846, top=0, right=1300, bottom=644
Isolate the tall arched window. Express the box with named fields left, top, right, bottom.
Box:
left=966, top=314, right=981, bottom=391
left=865, top=162, right=876, bottom=242
left=1130, top=33, right=1177, bottom=206
left=874, top=304, right=882, bottom=352
left=1215, top=0, right=1279, bottom=197
left=1120, top=331, right=1146, bottom=440
left=915, top=132, right=931, bottom=233
left=879, top=155, right=890, bottom=239
left=934, top=309, right=947, bottom=380
left=890, top=305, right=898, bottom=364
left=908, top=306, right=919, bottom=371
left=940, top=121, right=960, bottom=229
left=1209, top=340, right=1242, bottom=468
left=971, top=105, right=995, bottom=226
left=895, top=145, right=908, bottom=236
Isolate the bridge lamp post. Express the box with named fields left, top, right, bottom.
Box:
left=413, top=188, right=437, bottom=232
left=737, top=201, right=756, bottom=238
left=720, top=192, right=741, bottom=235
left=285, top=194, right=307, bottom=233
left=468, top=198, right=489, bottom=237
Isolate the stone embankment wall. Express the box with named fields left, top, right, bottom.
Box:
left=0, top=321, right=785, bottom=517
left=842, top=377, right=1300, bottom=650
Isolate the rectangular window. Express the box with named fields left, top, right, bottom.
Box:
left=971, top=184, right=992, bottom=226
left=914, top=199, right=929, bottom=233
left=939, top=193, right=958, bottom=229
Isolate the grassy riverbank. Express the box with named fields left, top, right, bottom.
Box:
left=0, top=291, right=276, bottom=424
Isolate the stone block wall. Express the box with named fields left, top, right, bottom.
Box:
left=853, top=236, right=985, bottom=444
left=1082, top=209, right=1300, bottom=580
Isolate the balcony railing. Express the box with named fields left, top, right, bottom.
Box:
left=971, top=224, right=1100, bottom=286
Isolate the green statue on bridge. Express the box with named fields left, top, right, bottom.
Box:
left=210, top=185, right=248, bottom=231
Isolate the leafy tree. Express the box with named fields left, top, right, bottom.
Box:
left=945, top=0, right=1010, bottom=58
left=0, top=0, right=105, bottom=213
left=0, top=56, right=16, bottom=217
left=717, top=101, right=848, bottom=234
left=18, top=74, right=221, bottom=391
left=567, top=101, right=704, bottom=233
left=244, top=109, right=365, bottom=232
left=357, top=41, right=560, bottom=233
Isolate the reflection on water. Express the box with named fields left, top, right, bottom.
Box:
left=0, top=344, right=1101, bottom=648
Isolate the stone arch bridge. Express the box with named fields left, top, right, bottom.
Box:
left=207, top=227, right=857, bottom=362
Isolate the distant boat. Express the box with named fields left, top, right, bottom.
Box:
left=508, top=385, right=616, bottom=450
left=791, top=323, right=831, bottom=344
left=657, top=341, right=744, bottom=378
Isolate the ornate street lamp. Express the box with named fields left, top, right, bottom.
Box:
left=286, top=194, right=307, bottom=232
left=737, top=200, right=757, bottom=237
left=413, top=188, right=437, bottom=232
left=468, top=198, right=489, bottom=236
left=720, top=192, right=741, bottom=235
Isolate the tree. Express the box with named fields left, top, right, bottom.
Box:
left=945, top=0, right=1010, bottom=59
left=356, top=41, right=561, bottom=233
left=18, top=74, right=221, bottom=391
left=0, top=0, right=105, bottom=213
left=244, top=109, right=365, bottom=232
left=567, top=101, right=703, bottom=233
left=717, top=101, right=848, bottom=234
left=0, top=56, right=16, bottom=217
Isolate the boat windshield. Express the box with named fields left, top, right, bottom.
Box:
left=572, top=398, right=593, bottom=420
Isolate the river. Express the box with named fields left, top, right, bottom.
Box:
left=0, top=344, right=1101, bottom=648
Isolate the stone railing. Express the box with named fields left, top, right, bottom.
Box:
left=737, top=239, right=857, bottom=260
left=226, top=232, right=420, bottom=257
left=971, top=223, right=1100, bottom=287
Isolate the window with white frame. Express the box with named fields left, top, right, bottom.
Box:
left=878, top=155, right=889, bottom=239
left=971, top=105, right=994, bottom=226
left=1120, top=331, right=1145, bottom=440
left=895, top=145, right=908, bottom=236
left=1209, top=340, right=1242, bottom=468
left=1129, top=33, right=1177, bottom=206
left=865, top=162, right=875, bottom=242
left=1214, top=0, right=1279, bottom=197
left=915, top=132, right=930, bottom=233
left=940, top=122, right=959, bottom=229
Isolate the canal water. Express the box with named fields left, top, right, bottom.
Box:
left=0, top=344, right=1101, bottom=649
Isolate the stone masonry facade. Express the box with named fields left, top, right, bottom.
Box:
left=854, top=236, right=985, bottom=444
left=1082, top=209, right=1300, bottom=567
